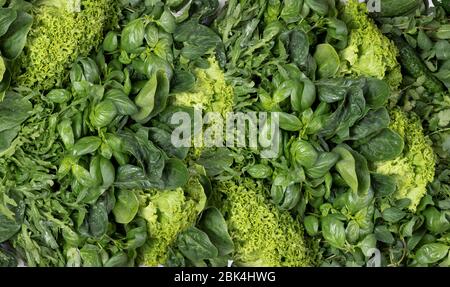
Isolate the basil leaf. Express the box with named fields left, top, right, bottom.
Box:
left=415, top=243, right=449, bottom=264
left=321, top=215, right=346, bottom=249
left=382, top=207, right=406, bottom=223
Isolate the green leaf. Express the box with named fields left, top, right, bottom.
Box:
left=121, top=19, right=145, bottom=53
left=290, top=139, right=318, bottom=169
left=0, top=57, right=5, bottom=82
left=415, top=243, right=449, bottom=264
left=176, top=227, right=219, bottom=263
left=89, top=100, right=118, bottom=128
left=198, top=207, right=234, bottom=256
left=104, top=252, right=128, bottom=267
left=112, top=190, right=139, bottom=224
left=348, top=148, right=371, bottom=195
left=423, top=207, right=450, bottom=234
left=132, top=70, right=169, bottom=123
left=374, top=225, right=395, bottom=244
left=435, top=24, right=450, bottom=39
left=159, top=8, right=176, bottom=33
left=435, top=40, right=450, bottom=60
left=278, top=112, right=302, bottom=131
left=105, top=89, right=138, bottom=116
left=358, top=128, right=404, bottom=162
left=0, top=126, right=19, bottom=154
left=145, top=24, right=159, bottom=48
left=358, top=234, right=377, bottom=257
left=304, top=215, right=319, bottom=236
left=333, top=145, right=358, bottom=193
left=247, top=164, right=273, bottom=179
left=88, top=201, right=109, bottom=238
left=80, top=244, right=102, bottom=267
left=382, top=207, right=406, bottom=223
left=171, top=70, right=195, bottom=93
left=306, top=152, right=340, bottom=179
left=350, top=108, right=390, bottom=142
left=345, top=220, right=360, bottom=244
left=418, top=30, right=433, bottom=51
left=314, top=44, right=340, bottom=78
left=280, top=0, right=303, bottom=24
left=400, top=217, right=417, bottom=238
left=288, top=29, right=309, bottom=67
left=321, top=215, right=346, bottom=249
left=47, top=89, right=71, bottom=104
left=364, top=78, right=390, bottom=109
left=0, top=91, right=32, bottom=133
left=371, top=173, right=396, bottom=197
left=72, top=136, right=102, bottom=157
left=0, top=11, right=32, bottom=59
left=0, top=200, right=23, bottom=243
left=103, top=31, right=118, bottom=52
left=0, top=8, right=17, bottom=38
left=305, top=0, right=329, bottom=16
left=72, top=164, right=96, bottom=187
left=162, top=158, right=189, bottom=189
left=100, top=157, right=115, bottom=188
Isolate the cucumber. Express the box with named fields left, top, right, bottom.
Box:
left=393, top=36, right=445, bottom=93
left=377, top=0, right=420, bottom=17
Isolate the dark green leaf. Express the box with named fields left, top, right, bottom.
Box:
left=415, top=243, right=449, bottom=264
left=374, top=225, right=395, bottom=244
left=0, top=11, right=32, bottom=59
left=162, top=158, right=189, bottom=189
left=88, top=201, right=109, bottom=238
left=382, top=207, right=406, bottom=223
left=176, top=227, right=219, bottom=263
left=72, top=136, right=102, bottom=157
left=304, top=215, right=319, bottom=236
left=358, top=128, right=404, bottom=162
left=198, top=207, right=234, bottom=256
left=321, top=215, right=346, bottom=249
left=121, top=19, right=145, bottom=53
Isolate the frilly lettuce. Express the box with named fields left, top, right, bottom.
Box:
left=138, top=176, right=206, bottom=266
left=210, top=178, right=314, bottom=267
left=172, top=56, right=234, bottom=115
left=16, top=0, right=117, bottom=90
left=375, top=109, right=436, bottom=212
left=339, top=0, right=402, bottom=89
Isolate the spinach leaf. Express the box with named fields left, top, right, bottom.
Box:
left=0, top=91, right=32, bottom=133
left=333, top=145, right=358, bottom=193
left=88, top=200, right=109, bottom=238
left=371, top=173, right=397, bottom=197
left=350, top=108, right=390, bottom=142
left=0, top=200, right=24, bottom=243
left=113, top=190, right=139, bottom=224
left=162, top=158, right=189, bottom=189
left=198, top=207, right=234, bottom=256
left=0, top=8, right=17, bottom=37
left=0, top=10, right=32, bottom=59
left=176, top=227, right=219, bottom=264
left=357, top=128, right=404, bottom=162
left=314, top=44, right=340, bottom=78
